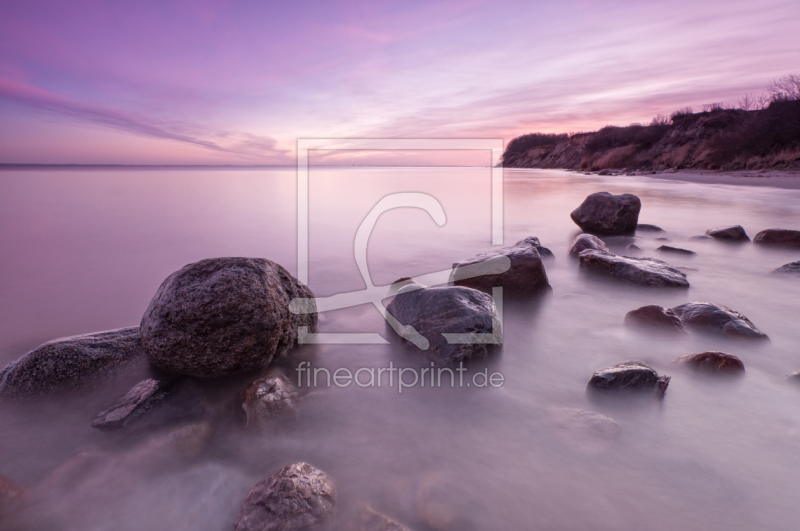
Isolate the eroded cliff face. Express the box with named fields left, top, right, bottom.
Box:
left=503, top=104, right=800, bottom=171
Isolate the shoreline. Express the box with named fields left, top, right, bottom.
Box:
left=643, top=168, right=800, bottom=189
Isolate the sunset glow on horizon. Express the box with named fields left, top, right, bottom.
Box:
left=0, top=0, right=798, bottom=165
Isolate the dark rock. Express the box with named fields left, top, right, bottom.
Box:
left=691, top=235, right=714, bottom=240
left=349, top=505, right=409, bottom=531
left=386, top=283, right=500, bottom=365
left=656, top=245, right=696, bottom=255
left=578, top=250, right=690, bottom=288
left=241, top=371, right=300, bottom=428
left=753, top=229, right=800, bottom=248
left=587, top=361, right=670, bottom=398
left=676, top=351, right=745, bottom=375
left=450, top=237, right=551, bottom=296
left=655, top=237, right=669, bottom=241
left=92, top=378, right=170, bottom=431
left=671, top=302, right=768, bottom=340
left=705, top=225, right=750, bottom=241
left=624, top=305, right=688, bottom=333
left=518, top=236, right=555, bottom=259
left=625, top=243, right=642, bottom=252
left=773, top=261, right=800, bottom=275
left=235, top=462, right=336, bottom=531
left=0, top=328, right=144, bottom=400
left=597, top=169, right=612, bottom=175
left=636, top=224, right=664, bottom=232
left=570, top=192, right=641, bottom=235
left=568, top=234, right=610, bottom=257
left=141, top=258, right=317, bottom=378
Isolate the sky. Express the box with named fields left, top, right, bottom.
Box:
left=0, top=0, right=798, bottom=165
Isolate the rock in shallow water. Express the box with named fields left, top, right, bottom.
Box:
left=753, top=228, right=800, bottom=248
left=348, top=505, right=409, bottom=531
left=141, top=257, right=317, bottom=378
left=241, top=371, right=301, bottom=428
left=570, top=192, right=641, bottom=235
left=235, top=462, right=336, bottom=531
left=773, top=261, right=800, bottom=275
left=624, top=305, right=688, bottom=334
left=568, top=233, right=610, bottom=256
left=706, top=225, right=750, bottom=241
left=450, top=237, right=551, bottom=296
left=385, top=283, right=500, bottom=365
left=578, top=250, right=690, bottom=287
left=91, top=378, right=168, bottom=430
left=587, top=361, right=670, bottom=398
left=676, top=352, right=745, bottom=375
left=0, top=327, right=144, bottom=400
left=656, top=245, right=696, bottom=255
left=671, top=302, right=768, bottom=340
left=636, top=223, right=664, bottom=232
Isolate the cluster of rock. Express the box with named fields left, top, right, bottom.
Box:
left=625, top=302, right=768, bottom=340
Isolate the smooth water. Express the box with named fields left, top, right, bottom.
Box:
left=1, top=167, right=800, bottom=530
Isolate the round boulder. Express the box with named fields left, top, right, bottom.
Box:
left=587, top=360, right=670, bottom=398
left=624, top=305, right=688, bottom=333
left=141, top=258, right=317, bottom=377
left=570, top=192, right=641, bottom=235
left=753, top=229, right=800, bottom=248
left=670, top=302, right=767, bottom=340
left=676, top=351, right=745, bottom=375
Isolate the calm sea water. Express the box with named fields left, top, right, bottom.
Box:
left=1, top=167, right=800, bottom=530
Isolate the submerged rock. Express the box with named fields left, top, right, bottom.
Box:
left=141, top=258, right=317, bottom=378
left=656, top=245, right=696, bottom=255
left=568, top=233, right=610, bottom=256
left=753, top=228, right=800, bottom=248
left=92, top=378, right=170, bottom=431
left=624, top=305, right=688, bottom=334
left=235, top=462, right=336, bottom=531
left=636, top=224, right=664, bottom=232
left=578, top=250, right=690, bottom=287
left=349, top=505, right=410, bottom=531
left=450, top=237, right=551, bottom=296
left=241, top=371, right=300, bottom=428
left=671, top=302, right=768, bottom=340
left=385, top=283, right=501, bottom=365
left=676, top=352, right=745, bottom=375
left=0, top=473, right=26, bottom=519
left=548, top=407, right=621, bottom=454
left=570, top=192, right=641, bottom=235
left=706, top=225, right=750, bottom=241
left=587, top=361, right=670, bottom=398
left=0, top=327, right=144, bottom=400
left=773, top=261, right=800, bottom=275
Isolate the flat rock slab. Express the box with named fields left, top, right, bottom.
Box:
left=656, top=245, right=696, bottom=255
left=671, top=302, right=768, bottom=340
left=568, top=233, right=610, bottom=256
left=385, top=283, right=500, bottom=365
left=706, top=225, right=750, bottom=241
left=451, top=237, right=551, bottom=296
left=578, top=250, right=690, bottom=287
left=141, top=257, right=317, bottom=378
left=624, top=305, right=688, bottom=333
left=92, top=378, right=167, bottom=430
left=754, top=229, right=800, bottom=247
left=676, top=352, right=745, bottom=375
left=587, top=361, right=670, bottom=398
left=0, top=327, right=144, bottom=400
left=235, top=462, right=336, bottom=531
left=774, top=261, right=800, bottom=275
left=570, top=192, right=641, bottom=235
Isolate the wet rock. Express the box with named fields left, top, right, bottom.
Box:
left=568, top=233, right=610, bottom=256
left=624, top=305, right=688, bottom=334
left=753, top=228, right=800, bottom=248
left=656, top=245, right=696, bottom=255
left=785, top=371, right=800, bottom=383
left=348, top=505, right=409, bottom=531
left=0, top=327, right=144, bottom=400
left=235, top=462, right=336, bottom=531
left=587, top=361, right=670, bottom=398
left=625, top=243, right=642, bottom=252
left=385, top=283, right=500, bottom=365
left=241, top=371, right=300, bottom=428
left=637, top=224, right=664, bottom=232
left=705, top=225, right=750, bottom=241
left=676, top=352, right=745, bottom=375
left=450, top=237, right=551, bottom=296
left=774, top=261, right=800, bottom=275
left=92, top=378, right=170, bottom=431
left=141, top=257, right=317, bottom=378
left=570, top=192, right=641, bottom=235
left=578, top=250, right=690, bottom=288
left=671, top=302, right=768, bottom=340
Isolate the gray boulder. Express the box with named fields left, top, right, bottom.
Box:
left=450, top=237, right=551, bottom=296
left=568, top=234, right=610, bottom=257
left=0, top=327, right=144, bottom=399
left=385, top=283, right=500, bottom=365
left=753, top=229, right=800, bottom=248
left=570, top=192, right=641, bottom=235
left=671, top=302, right=767, bottom=340
left=587, top=361, right=670, bottom=398
left=774, top=261, right=800, bottom=275
left=235, top=462, right=336, bottom=531
left=624, top=305, right=688, bottom=333
left=675, top=351, right=745, bottom=375
left=141, top=258, right=317, bottom=378
left=705, top=225, right=750, bottom=241
left=578, top=250, right=690, bottom=287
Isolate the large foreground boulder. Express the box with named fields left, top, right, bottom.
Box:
left=578, top=250, right=689, bottom=287
left=141, top=258, right=317, bottom=378
left=671, top=302, right=768, bottom=340
left=235, top=462, right=336, bottom=531
left=450, top=237, right=551, bottom=296
left=676, top=352, right=745, bottom=375
left=385, top=283, right=500, bottom=364
left=570, top=192, right=641, bottom=235
left=624, top=305, right=688, bottom=333
left=587, top=361, right=670, bottom=398
left=0, top=327, right=144, bottom=399
left=705, top=225, right=750, bottom=241
left=753, top=229, right=800, bottom=247
left=568, top=234, right=610, bottom=256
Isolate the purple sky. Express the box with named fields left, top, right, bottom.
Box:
left=0, top=0, right=798, bottom=165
